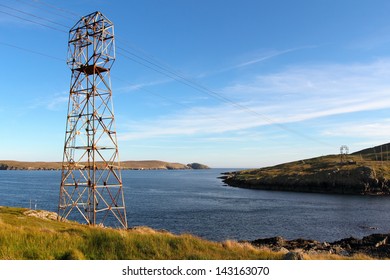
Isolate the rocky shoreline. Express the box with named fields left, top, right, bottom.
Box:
left=247, top=233, right=390, bottom=259
left=221, top=169, right=390, bottom=195
left=220, top=155, right=390, bottom=195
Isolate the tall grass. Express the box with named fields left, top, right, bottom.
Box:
left=0, top=207, right=374, bottom=260
left=0, top=207, right=285, bottom=260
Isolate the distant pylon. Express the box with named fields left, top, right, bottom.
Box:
left=58, top=11, right=127, bottom=228
left=340, top=145, right=349, bottom=163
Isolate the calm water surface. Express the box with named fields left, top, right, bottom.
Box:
left=1, top=169, right=390, bottom=242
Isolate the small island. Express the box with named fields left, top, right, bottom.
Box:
left=222, top=143, right=390, bottom=195
left=186, top=163, right=210, bottom=169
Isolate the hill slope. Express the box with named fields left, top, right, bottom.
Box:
left=0, top=206, right=377, bottom=260
left=222, top=143, right=390, bottom=195
left=0, top=206, right=282, bottom=260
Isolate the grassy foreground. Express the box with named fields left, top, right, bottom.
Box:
left=0, top=206, right=374, bottom=260
left=0, top=206, right=284, bottom=260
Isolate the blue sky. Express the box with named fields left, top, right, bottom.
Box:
left=1, top=0, right=390, bottom=167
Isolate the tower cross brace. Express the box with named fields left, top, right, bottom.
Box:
left=58, top=11, right=127, bottom=228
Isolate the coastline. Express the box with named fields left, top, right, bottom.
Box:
left=221, top=154, right=390, bottom=196
left=247, top=233, right=390, bottom=259
left=0, top=160, right=210, bottom=171
left=221, top=172, right=390, bottom=195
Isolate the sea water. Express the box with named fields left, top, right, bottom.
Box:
left=1, top=169, right=390, bottom=242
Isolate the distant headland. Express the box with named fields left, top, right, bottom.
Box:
left=222, top=143, right=390, bottom=195
left=0, top=160, right=210, bottom=171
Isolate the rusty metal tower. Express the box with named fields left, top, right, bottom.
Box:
left=58, top=11, right=127, bottom=228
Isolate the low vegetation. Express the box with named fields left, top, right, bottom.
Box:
left=0, top=206, right=283, bottom=260
left=0, top=206, right=373, bottom=260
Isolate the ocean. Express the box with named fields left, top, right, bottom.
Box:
left=1, top=169, right=390, bottom=242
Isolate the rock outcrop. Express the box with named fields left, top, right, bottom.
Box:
left=249, top=233, right=390, bottom=259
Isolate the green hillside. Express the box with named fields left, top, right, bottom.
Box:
left=223, top=143, right=390, bottom=195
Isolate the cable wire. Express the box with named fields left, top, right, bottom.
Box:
left=0, top=3, right=69, bottom=29
left=1, top=3, right=333, bottom=148
left=14, top=0, right=74, bottom=20
left=0, top=9, right=67, bottom=33
left=32, top=0, right=80, bottom=17
left=0, top=41, right=64, bottom=61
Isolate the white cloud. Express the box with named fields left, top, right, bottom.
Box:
left=322, top=119, right=390, bottom=139
left=29, top=92, right=68, bottom=111
left=119, top=58, right=390, bottom=144
left=233, top=46, right=315, bottom=69
left=118, top=105, right=258, bottom=140
left=198, top=46, right=315, bottom=78
left=224, top=59, right=390, bottom=117
left=319, top=119, right=390, bottom=155
left=114, top=78, right=171, bottom=93
left=46, top=94, right=68, bottom=110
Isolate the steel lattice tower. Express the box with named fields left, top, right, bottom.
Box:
left=58, top=11, right=127, bottom=228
